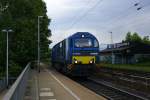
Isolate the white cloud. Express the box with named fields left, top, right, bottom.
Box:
left=44, top=0, right=150, bottom=48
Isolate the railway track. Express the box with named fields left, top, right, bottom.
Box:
left=75, top=77, right=149, bottom=100
left=96, top=68, right=150, bottom=97
left=99, top=71, right=150, bottom=87
left=99, top=68, right=150, bottom=80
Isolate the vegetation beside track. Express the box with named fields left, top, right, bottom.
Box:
left=0, top=0, right=51, bottom=77
left=97, top=62, right=150, bottom=72
left=0, top=67, right=4, bottom=79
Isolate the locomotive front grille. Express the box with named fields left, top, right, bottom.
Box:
left=72, top=56, right=95, bottom=64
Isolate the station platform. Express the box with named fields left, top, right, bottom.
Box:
left=24, top=63, right=106, bottom=100
left=0, top=90, right=7, bottom=100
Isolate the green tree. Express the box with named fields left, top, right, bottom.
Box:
left=143, top=36, right=150, bottom=44
left=131, top=32, right=142, bottom=42
left=125, top=32, right=132, bottom=42
left=124, top=32, right=149, bottom=44
left=0, top=0, right=51, bottom=77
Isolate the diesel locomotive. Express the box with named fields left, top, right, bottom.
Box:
left=51, top=32, right=99, bottom=76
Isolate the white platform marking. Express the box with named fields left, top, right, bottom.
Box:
left=46, top=69, right=80, bottom=100
left=40, top=88, right=51, bottom=91
left=40, top=92, right=54, bottom=97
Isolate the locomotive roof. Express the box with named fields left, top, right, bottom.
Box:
left=52, top=32, right=98, bottom=48
left=68, top=32, right=96, bottom=39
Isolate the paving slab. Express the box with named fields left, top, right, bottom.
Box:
left=0, top=89, right=7, bottom=100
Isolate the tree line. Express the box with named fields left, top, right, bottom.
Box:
left=0, top=0, right=51, bottom=77
left=123, top=32, right=150, bottom=44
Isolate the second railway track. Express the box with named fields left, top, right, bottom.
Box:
left=74, top=77, right=149, bottom=100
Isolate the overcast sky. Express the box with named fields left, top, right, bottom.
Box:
left=43, top=0, right=150, bottom=48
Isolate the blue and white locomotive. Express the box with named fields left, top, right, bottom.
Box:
left=51, top=32, right=99, bottom=76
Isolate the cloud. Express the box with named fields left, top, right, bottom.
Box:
left=44, top=0, right=150, bottom=48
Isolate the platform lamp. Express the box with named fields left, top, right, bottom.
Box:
left=2, top=29, right=13, bottom=88
left=38, top=16, right=43, bottom=73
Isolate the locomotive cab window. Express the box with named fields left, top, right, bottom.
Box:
left=74, top=38, right=92, bottom=47
left=59, top=43, right=62, bottom=48
left=94, top=39, right=99, bottom=47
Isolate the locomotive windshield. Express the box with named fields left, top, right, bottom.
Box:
left=74, top=39, right=92, bottom=47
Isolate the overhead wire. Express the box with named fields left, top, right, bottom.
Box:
left=62, top=0, right=94, bottom=34
left=96, top=0, right=143, bottom=44
left=109, top=1, right=150, bottom=32
left=121, top=2, right=150, bottom=30
left=64, top=0, right=103, bottom=33
left=66, top=0, right=93, bottom=28
left=136, top=1, right=150, bottom=10
left=63, top=0, right=149, bottom=44
left=65, top=0, right=141, bottom=34
left=105, top=0, right=150, bottom=45
left=101, top=1, right=142, bottom=31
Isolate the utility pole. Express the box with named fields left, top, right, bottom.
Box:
left=38, top=16, right=43, bottom=73
left=2, top=29, right=13, bottom=88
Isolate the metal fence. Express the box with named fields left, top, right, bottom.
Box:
left=3, top=62, right=31, bottom=100
left=0, top=77, right=6, bottom=92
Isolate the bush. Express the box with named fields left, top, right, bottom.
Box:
left=138, top=56, right=150, bottom=63
left=0, top=66, right=5, bottom=78
left=9, top=62, right=22, bottom=77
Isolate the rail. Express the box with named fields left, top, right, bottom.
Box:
left=115, top=73, right=150, bottom=87
left=101, top=70, right=150, bottom=88
left=88, top=78, right=148, bottom=100
left=3, top=62, right=31, bottom=100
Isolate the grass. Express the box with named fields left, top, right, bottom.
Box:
left=97, top=62, right=150, bottom=72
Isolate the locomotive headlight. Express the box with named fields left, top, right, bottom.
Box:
left=89, top=58, right=94, bottom=64
left=74, top=58, right=78, bottom=64
left=89, top=60, right=93, bottom=64
left=74, top=60, right=78, bottom=64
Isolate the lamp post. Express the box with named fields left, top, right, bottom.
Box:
left=38, top=16, right=43, bottom=73
left=2, top=29, right=13, bottom=88
left=110, top=31, right=113, bottom=44
left=109, top=32, right=115, bottom=64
